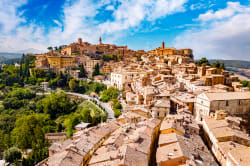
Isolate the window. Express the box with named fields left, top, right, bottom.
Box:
left=226, top=100, right=229, bottom=106
left=238, top=100, right=241, bottom=105
left=157, top=112, right=159, bottom=117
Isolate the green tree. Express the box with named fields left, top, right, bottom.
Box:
left=3, top=97, right=24, bottom=109
left=220, top=63, right=225, bottom=69
left=80, top=108, right=92, bottom=123
left=3, top=147, right=22, bottom=163
left=113, top=109, right=121, bottom=118
left=11, top=114, right=53, bottom=150
left=79, top=64, right=87, bottom=78
left=113, top=101, right=122, bottom=109
left=64, top=114, right=81, bottom=137
left=36, top=92, right=76, bottom=119
left=100, top=87, right=119, bottom=102
left=69, top=79, right=79, bottom=92
left=212, top=60, right=221, bottom=68
left=92, top=63, right=100, bottom=77
left=47, top=47, right=53, bottom=51
left=9, top=88, right=36, bottom=100
left=196, top=57, right=210, bottom=66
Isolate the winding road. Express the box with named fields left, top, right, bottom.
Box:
left=37, top=92, right=115, bottom=120
left=66, top=92, right=115, bottom=120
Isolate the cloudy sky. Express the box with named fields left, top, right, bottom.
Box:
left=0, top=0, right=250, bottom=60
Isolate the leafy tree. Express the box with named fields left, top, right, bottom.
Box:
left=0, top=115, right=16, bottom=132
left=113, top=101, right=122, bottom=109
left=100, top=87, right=119, bottom=102
left=69, top=79, right=80, bottom=92
left=11, top=114, right=53, bottom=150
left=212, top=60, right=221, bottom=68
left=101, top=54, right=119, bottom=62
left=240, top=80, right=250, bottom=90
left=80, top=108, right=92, bottom=123
left=92, top=63, right=100, bottom=76
left=3, top=97, right=24, bottom=109
left=82, top=81, right=106, bottom=94
left=47, top=47, right=53, bottom=51
left=64, top=114, right=81, bottom=137
left=9, top=88, right=36, bottom=100
left=57, top=72, right=71, bottom=88
left=220, top=63, right=225, bottom=69
left=113, top=109, right=121, bottom=118
left=196, top=57, right=210, bottom=66
left=3, top=147, right=22, bottom=163
left=36, top=92, right=76, bottom=119
left=79, top=64, right=87, bottom=78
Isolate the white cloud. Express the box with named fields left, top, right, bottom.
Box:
left=0, top=0, right=188, bottom=53
left=190, top=3, right=205, bottom=10
left=0, top=0, right=48, bottom=53
left=106, top=5, right=115, bottom=11
left=0, top=0, right=27, bottom=33
left=197, top=2, right=246, bottom=21
left=174, top=2, right=250, bottom=61
left=53, top=20, right=62, bottom=27
left=99, top=0, right=188, bottom=34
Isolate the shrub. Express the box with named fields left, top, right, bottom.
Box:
left=3, top=147, right=22, bottom=163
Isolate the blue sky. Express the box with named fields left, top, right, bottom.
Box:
left=0, top=0, right=250, bottom=60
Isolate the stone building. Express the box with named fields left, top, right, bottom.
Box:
left=47, top=56, right=76, bottom=71
left=202, top=117, right=250, bottom=166
left=151, top=99, right=170, bottom=119
left=195, top=92, right=250, bottom=121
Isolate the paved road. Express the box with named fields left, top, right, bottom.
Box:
left=66, top=92, right=115, bottom=120
left=36, top=92, right=115, bottom=120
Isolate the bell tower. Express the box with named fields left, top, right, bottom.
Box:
left=162, top=41, right=165, bottom=49
left=99, top=37, right=102, bottom=45
left=78, top=38, right=82, bottom=45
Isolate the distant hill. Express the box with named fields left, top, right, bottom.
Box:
left=0, top=53, right=22, bottom=65
left=209, top=59, right=250, bottom=79
left=17, top=48, right=44, bottom=54
left=0, top=57, right=20, bottom=65
left=0, top=52, right=22, bottom=59
left=209, top=59, right=250, bottom=69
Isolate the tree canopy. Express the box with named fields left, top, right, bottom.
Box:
left=92, top=63, right=100, bottom=77
left=36, top=92, right=76, bottom=119
left=196, top=57, right=210, bottom=66
left=100, top=87, right=119, bottom=102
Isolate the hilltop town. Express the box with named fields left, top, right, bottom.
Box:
left=31, top=38, right=250, bottom=166
left=0, top=38, right=250, bottom=166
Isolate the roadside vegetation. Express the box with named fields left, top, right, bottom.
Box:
left=0, top=54, right=114, bottom=165
left=100, top=87, right=122, bottom=118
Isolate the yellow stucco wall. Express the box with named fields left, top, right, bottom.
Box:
left=160, top=128, right=184, bottom=136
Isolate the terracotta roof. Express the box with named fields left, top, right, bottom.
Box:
left=204, top=92, right=250, bottom=101
left=154, top=99, right=170, bottom=108
left=47, top=150, right=83, bottom=166
left=156, top=142, right=185, bottom=164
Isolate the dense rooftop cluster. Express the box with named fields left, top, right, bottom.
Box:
left=32, top=38, right=250, bottom=166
